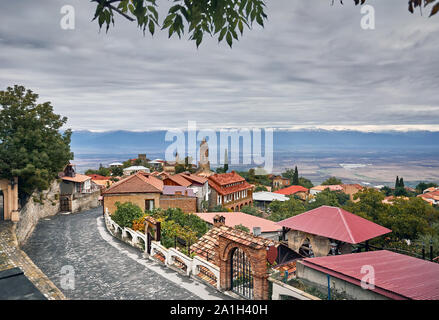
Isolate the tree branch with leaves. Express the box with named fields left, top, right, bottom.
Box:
left=91, top=0, right=438, bottom=48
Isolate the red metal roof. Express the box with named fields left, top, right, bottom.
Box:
left=276, top=206, right=391, bottom=244
left=274, top=185, right=309, bottom=195
left=301, top=250, right=439, bottom=300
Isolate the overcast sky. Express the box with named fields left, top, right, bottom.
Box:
left=1, top=0, right=438, bottom=132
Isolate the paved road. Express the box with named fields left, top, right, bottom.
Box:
left=22, top=207, right=228, bottom=300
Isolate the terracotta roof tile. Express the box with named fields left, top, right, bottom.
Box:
left=60, top=173, right=91, bottom=183
left=274, top=185, right=309, bottom=195
left=103, top=172, right=163, bottom=194
left=208, top=171, right=252, bottom=195
left=179, top=173, right=208, bottom=185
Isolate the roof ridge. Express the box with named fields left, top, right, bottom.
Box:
left=103, top=173, right=136, bottom=192
left=337, top=207, right=356, bottom=243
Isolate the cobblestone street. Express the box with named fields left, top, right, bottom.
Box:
left=0, top=221, right=65, bottom=300
left=22, top=207, right=228, bottom=300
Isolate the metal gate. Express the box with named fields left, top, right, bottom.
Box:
left=60, top=197, right=70, bottom=212
left=147, top=232, right=152, bottom=255
left=230, top=247, right=254, bottom=299
left=0, top=191, right=4, bottom=220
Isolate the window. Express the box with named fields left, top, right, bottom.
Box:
left=145, top=199, right=155, bottom=211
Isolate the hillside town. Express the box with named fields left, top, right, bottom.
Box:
left=3, top=134, right=438, bottom=301
left=2, top=0, right=439, bottom=308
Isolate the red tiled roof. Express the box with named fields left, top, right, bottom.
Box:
left=163, top=174, right=192, bottom=187
left=208, top=171, right=252, bottom=195
left=179, top=173, right=208, bottom=185
left=190, top=223, right=276, bottom=265
left=60, top=173, right=91, bottom=183
left=194, top=212, right=281, bottom=233
left=274, top=185, right=309, bottom=195
left=301, top=250, right=439, bottom=300
left=418, top=190, right=439, bottom=200
left=87, top=174, right=110, bottom=180
left=277, top=206, right=391, bottom=244
left=102, top=172, right=163, bottom=194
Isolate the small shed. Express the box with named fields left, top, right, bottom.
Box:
left=277, top=206, right=391, bottom=257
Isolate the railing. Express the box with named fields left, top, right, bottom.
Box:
left=103, top=211, right=221, bottom=289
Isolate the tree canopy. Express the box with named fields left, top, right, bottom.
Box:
left=91, top=0, right=439, bottom=48
left=321, top=176, right=342, bottom=185
left=0, top=85, right=73, bottom=199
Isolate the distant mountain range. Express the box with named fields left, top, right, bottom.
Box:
left=70, top=129, right=439, bottom=185
left=71, top=129, right=439, bottom=155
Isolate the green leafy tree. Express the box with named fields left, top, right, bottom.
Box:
left=254, top=185, right=268, bottom=192
left=112, top=201, right=144, bottom=228
left=281, top=168, right=294, bottom=182
left=90, top=1, right=439, bottom=48
left=176, top=156, right=195, bottom=174
left=298, top=177, right=314, bottom=189
left=91, top=0, right=268, bottom=48
left=415, top=182, right=438, bottom=194
left=381, top=186, right=393, bottom=196
left=268, top=198, right=306, bottom=222
left=321, top=176, right=342, bottom=186
left=306, top=189, right=347, bottom=210
left=292, top=166, right=299, bottom=185
left=394, top=176, right=407, bottom=196
left=111, top=166, right=124, bottom=176
left=0, top=86, right=73, bottom=199
left=241, top=205, right=263, bottom=217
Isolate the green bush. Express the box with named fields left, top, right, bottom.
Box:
left=112, top=202, right=144, bottom=228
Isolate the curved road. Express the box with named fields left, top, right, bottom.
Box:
left=22, top=207, right=228, bottom=300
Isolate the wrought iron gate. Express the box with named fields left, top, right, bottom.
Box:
left=230, top=247, right=254, bottom=299
left=60, top=197, right=70, bottom=212
left=147, top=232, right=152, bottom=255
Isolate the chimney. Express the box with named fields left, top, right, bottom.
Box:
left=253, top=227, right=261, bottom=237
left=213, top=215, right=226, bottom=227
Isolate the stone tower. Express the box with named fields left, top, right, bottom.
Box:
left=196, top=137, right=213, bottom=176
left=199, top=137, right=210, bottom=171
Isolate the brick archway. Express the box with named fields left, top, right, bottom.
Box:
left=216, top=234, right=271, bottom=300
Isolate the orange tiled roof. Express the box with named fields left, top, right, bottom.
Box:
left=60, top=173, right=91, bottom=183
left=274, top=185, right=309, bottom=195
left=103, top=172, right=163, bottom=194
left=208, top=171, right=252, bottom=195
left=418, top=190, right=439, bottom=201
left=190, top=223, right=275, bottom=265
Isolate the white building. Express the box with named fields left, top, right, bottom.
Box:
left=123, top=166, right=150, bottom=175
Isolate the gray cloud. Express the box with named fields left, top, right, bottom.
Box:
left=0, top=0, right=438, bottom=131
